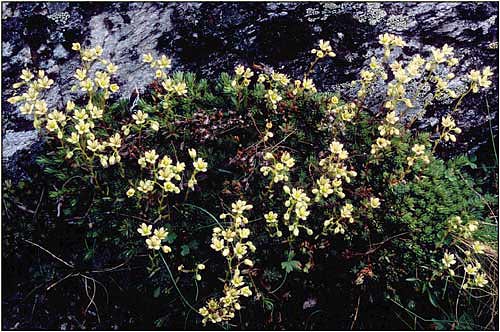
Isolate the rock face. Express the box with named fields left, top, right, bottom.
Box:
left=2, top=2, right=498, bottom=178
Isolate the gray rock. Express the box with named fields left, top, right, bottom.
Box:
left=52, top=43, right=68, bottom=59
left=2, top=130, right=38, bottom=161
left=1, top=1, right=498, bottom=180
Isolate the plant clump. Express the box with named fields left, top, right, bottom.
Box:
left=4, top=35, right=498, bottom=330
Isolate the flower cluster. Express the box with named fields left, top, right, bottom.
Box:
left=264, top=88, right=283, bottom=110
left=316, top=140, right=357, bottom=200
left=121, top=109, right=160, bottom=136
left=323, top=202, right=355, bottom=235
left=310, top=39, right=336, bottom=59
left=439, top=216, right=490, bottom=290
left=384, top=60, right=420, bottom=110
left=200, top=200, right=255, bottom=325
left=7, top=69, right=54, bottom=129
left=291, top=78, right=318, bottom=95
left=447, top=216, right=479, bottom=239
left=325, top=97, right=357, bottom=123
left=257, top=70, right=290, bottom=88
left=406, top=144, right=430, bottom=166
left=439, top=115, right=462, bottom=143
left=128, top=148, right=206, bottom=203
left=441, top=248, right=489, bottom=290
left=260, top=151, right=295, bottom=184
left=371, top=111, right=401, bottom=155
left=468, top=67, right=493, bottom=93
left=232, top=65, right=254, bottom=88
left=143, top=52, right=188, bottom=112
left=262, top=121, right=274, bottom=142
left=425, top=44, right=458, bottom=72
left=378, top=33, right=406, bottom=58
left=282, top=186, right=313, bottom=237
left=137, top=223, right=172, bottom=253
left=357, top=57, right=388, bottom=99
left=8, top=44, right=125, bottom=174
left=70, top=43, right=120, bottom=98
left=131, top=149, right=185, bottom=196
left=187, top=148, right=208, bottom=189
left=264, top=211, right=281, bottom=237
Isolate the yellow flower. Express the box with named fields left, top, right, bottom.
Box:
left=199, top=307, right=209, bottom=316
left=86, top=139, right=100, bottom=152
left=126, top=188, right=135, bottom=197
left=360, top=70, right=375, bottom=82
left=66, top=132, right=80, bottom=145
left=132, top=110, right=148, bottom=125
left=137, top=179, right=154, bottom=193
left=231, top=200, right=253, bottom=214
left=385, top=111, right=399, bottom=125
left=34, top=100, right=48, bottom=114
left=19, top=103, right=33, bottom=115
left=109, top=84, right=120, bottom=93
left=71, top=42, right=81, bottom=51
left=173, top=82, right=187, bottom=96
left=340, top=203, right=354, bottom=221
left=295, top=205, right=310, bottom=220
left=146, top=235, right=162, bottom=250
left=80, top=78, right=94, bottom=92
left=264, top=89, right=282, bottom=106
left=46, top=119, right=59, bottom=132
left=280, top=152, right=295, bottom=168
left=106, top=63, right=118, bottom=74
left=95, top=71, right=110, bottom=89
left=144, top=149, right=159, bottom=164
left=441, top=252, right=456, bottom=268
left=20, top=69, right=34, bottom=81
left=163, top=181, right=180, bottom=193
left=369, top=197, right=381, bottom=209
left=162, top=245, right=172, bottom=253
left=264, top=211, right=278, bottom=224
left=162, top=79, right=174, bottom=91
left=155, top=69, right=164, bottom=79
left=302, top=78, right=316, bottom=91
left=154, top=227, right=168, bottom=240
left=157, top=55, right=172, bottom=69
left=74, top=68, right=87, bottom=81
left=231, top=271, right=245, bottom=287
left=75, top=121, right=91, bottom=134
left=108, top=133, right=121, bottom=148
left=464, top=264, right=479, bottom=275
left=137, top=223, right=152, bottom=236
left=37, top=76, right=54, bottom=89
left=150, top=120, right=160, bottom=131
left=211, top=237, right=225, bottom=251
left=235, top=65, right=245, bottom=76
left=378, top=33, right=393, bottom=46
left=143, top=53, right=154, bottom=63
left=411, top=144, right=425, bottom=156
left=94, top=46, right=103, bottom=56
left=193, top=158, right=208, bottom=172
left=474, top=273, right=488, bottom=287
left=472, top=241, right=485, bottom=254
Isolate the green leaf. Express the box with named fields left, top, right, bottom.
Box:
left=281, top=260, right=301, bottom=273
left=165, top=232, right=177, bottom=244
left=427, top=289, right=439, bottom=308
left=180, top=245, right=190, bottom=256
